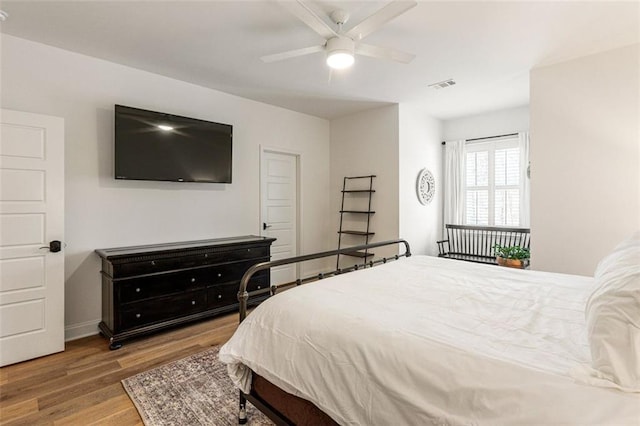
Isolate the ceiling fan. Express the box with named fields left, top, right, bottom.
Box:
left=262, top=0, right=417, bottom=70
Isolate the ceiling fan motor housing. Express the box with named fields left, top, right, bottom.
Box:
left=326, top=36, right=355, bottom=56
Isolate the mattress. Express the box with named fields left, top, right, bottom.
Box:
left=219, top=255, right=640, bottom=425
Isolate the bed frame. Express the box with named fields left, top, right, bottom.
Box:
left=235, top=239, right=412, bottom=425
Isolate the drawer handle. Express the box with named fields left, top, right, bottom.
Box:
left=191, top=300, right=196, bottom=305
left=191, top=278, right=196, bottom=283
left=204, top=253, right=208, bottom=258
left=257, top=285, right=261, bottom=290
left=135, top=288, right=141, bottom=293
left=217, top=273, right=222, bottom=278
left=151, top=261, right=156, bottom=266
left=247, top=249, right=251, bottom=252
left=135, top=313, right=141, bottom=319
left=217, top=294, right=222, bottom=299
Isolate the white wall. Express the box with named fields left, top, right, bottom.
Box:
left=330, top=106, right=400, bottom=262
left=530, top=44, right=640, bottom=276
left=442, top=105, right=529, bottom=142
left=1, top=35, right=331, bottom=340
left=399, top=103, right=443, bottom=255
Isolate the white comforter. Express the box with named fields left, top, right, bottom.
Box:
left=219, top=255, right=640, bottom=425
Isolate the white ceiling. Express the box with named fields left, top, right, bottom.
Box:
left=1, top=1, right=638, bottom=120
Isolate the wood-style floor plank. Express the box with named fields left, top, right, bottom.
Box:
left=87, top=407, right=143, bottom=426
left=0, top=399, right=38, bottom=422
left=51, top=393, right=133, bottom=426
left=26, top=383, right=125, bottom=426
left=0, top=313, right=238, bottom=425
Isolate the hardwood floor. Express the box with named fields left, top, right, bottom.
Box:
left=0, top=313, right=239, bottom=425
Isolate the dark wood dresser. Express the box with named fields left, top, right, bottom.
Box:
left=96, top=235, right=275, bottom=349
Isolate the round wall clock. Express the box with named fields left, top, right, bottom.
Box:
left=416, top=168, right=435, bottom=205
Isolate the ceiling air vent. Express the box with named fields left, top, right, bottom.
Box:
left=428, top=79, right=456, bottom=90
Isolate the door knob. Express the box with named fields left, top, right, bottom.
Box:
left=263, top=223, right=272, bottom=230
left=49, top=240, right=62, bottom=252
left=40, top=240, right=63, bottom=253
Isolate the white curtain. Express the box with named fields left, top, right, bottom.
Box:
left=518, top=132, right=531, bottom=227
left=444, top=140, right=465, bottom=226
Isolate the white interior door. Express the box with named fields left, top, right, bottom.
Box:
left=0, top=109, right=65, bottom=366
left=261, top=150, right=298, bottom=286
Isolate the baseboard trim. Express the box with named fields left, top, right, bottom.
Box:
left=65, top=320, right=100, bottom=342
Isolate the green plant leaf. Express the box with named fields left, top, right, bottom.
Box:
left=493, top=243, right=530, bottom=259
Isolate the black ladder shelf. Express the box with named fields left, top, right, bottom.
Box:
left=336, top=175, right=376, bottom=270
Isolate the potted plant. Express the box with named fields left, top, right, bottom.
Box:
left=493, top=244, right=530, bottom=269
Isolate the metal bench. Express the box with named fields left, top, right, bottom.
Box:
left=437, top=224, right=530, bottom=265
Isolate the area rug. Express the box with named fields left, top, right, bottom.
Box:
left=122, top=346, right=273, bottom=426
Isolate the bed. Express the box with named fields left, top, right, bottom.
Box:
left=219, top=237, right=640, bottom=425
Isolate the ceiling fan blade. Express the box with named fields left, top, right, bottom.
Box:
left=277, top=0, right=338, bottom=40
left=346, top=0, right=417, bottom=41
left=261, top=45, right=325, bottom=63
left=355, top=43, right=415, bottom=64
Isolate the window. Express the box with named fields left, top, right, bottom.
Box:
left=465, top=137, right=522, bottom=226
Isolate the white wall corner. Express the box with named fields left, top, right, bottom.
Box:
left=398, top=103, right=443, bottom=256
left=65, top=319, right=101, bottom=341
left=329, top=105, right=401, bottom=261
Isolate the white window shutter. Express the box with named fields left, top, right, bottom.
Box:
left=463, top=136, right=526, bottom=227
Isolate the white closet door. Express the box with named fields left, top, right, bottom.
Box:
left=261, top=150, right=298, bottom=286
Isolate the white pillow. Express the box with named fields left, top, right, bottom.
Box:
left=586, top=232, right=640, bottom=392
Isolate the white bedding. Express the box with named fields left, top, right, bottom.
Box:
left=219, top=255, right=640, bottom=425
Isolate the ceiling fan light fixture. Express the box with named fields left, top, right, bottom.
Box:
left=327, top=52, right=354, bottom=69
left=326, top=37, right=355, bottom=69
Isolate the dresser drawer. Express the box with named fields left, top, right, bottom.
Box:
left=226, top=246, right=269, bottom=262
left=118, top=290, right=207, bottom=331
left=108, top=246, right=270, bottom=278
left=201, top=258, right=269, bottom=286
left=207, top=283, right=239, bottom=309
left=118, top=270, right=206, bottom=303
left=207, top=274, right=269, bottom=309
left=110, top=254, right=209, bottom=278
left=246, top=274, right=269, bottom=293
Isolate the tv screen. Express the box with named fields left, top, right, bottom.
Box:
left=114, top=105, right=232, bottom=183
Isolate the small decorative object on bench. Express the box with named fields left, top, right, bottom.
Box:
left=493, top=244, right=530, bottom=269
left=437, top=224, right=530, bottom=265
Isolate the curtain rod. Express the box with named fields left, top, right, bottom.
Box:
left=441, top=132, right=518, bottom=145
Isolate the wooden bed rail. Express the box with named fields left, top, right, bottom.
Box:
left=237, top=239, right=412, bottom=324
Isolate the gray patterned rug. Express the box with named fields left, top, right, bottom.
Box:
left=122, top=346, right=273, bottom=426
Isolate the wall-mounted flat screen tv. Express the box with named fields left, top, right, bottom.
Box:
left=115, top=105, right=232, bottom=183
